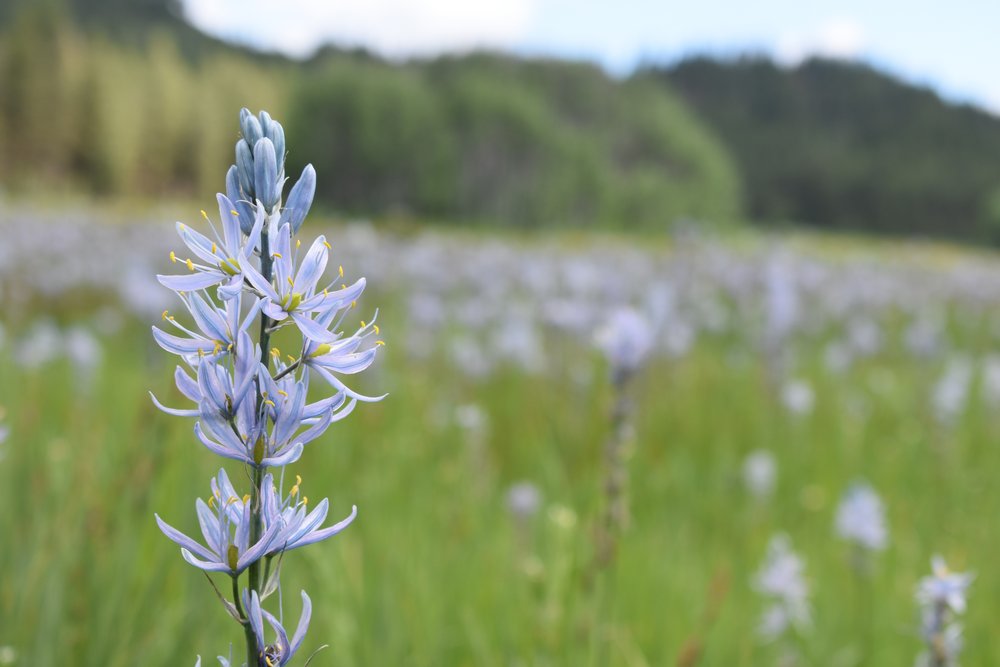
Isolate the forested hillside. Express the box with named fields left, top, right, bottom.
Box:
left=655, top=56, right=1000, bottom=241
left=0, top=1, right=741, bottom=229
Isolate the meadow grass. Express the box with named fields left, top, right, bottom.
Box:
left=1, top=264, right=998, bottom=666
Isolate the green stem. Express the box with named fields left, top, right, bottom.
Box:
left=233, top=574, right=256, bottom=663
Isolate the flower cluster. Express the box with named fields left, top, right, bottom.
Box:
left=753, top=534, right=811, bottom=642
left=834, top=481, right=889, bottom=553
left=916, top=556, right=973, bottom=667
left=152, top=109, right=383, bottom=666
left=595, top=306, right=653, bottom=384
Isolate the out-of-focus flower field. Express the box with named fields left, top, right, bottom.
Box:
left=2, top=201, right=1000, bottom=665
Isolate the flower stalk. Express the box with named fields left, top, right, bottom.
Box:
left=152, top=109, right=383, bottom=667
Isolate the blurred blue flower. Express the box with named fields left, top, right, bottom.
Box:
left=918, top=556, right=973, bottom=614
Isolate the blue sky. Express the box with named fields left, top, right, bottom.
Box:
left=181, top=0, right=1000, bottom=113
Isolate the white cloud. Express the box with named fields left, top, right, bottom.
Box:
left=775, top=18, right=866, bottom=66
left=182, top=0, right=537, bottom=58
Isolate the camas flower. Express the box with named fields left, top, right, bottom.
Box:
left=753, top=534, right=811, bottom=641
left=916, top=556, right=972, bottom=667
left=262, top=356, right=358, bottom=426
left=150, top=331, right=259, bottom=419
left=300, top=311, right=384, bottom=402
left=194, top=374, right=334, bottom=468
left=261, top=473, right=357, bottom=556
left=152, top=292, right=261, bottom=361
left=158, top=194, right=264, bottom=300
left=834, top=481, right=888, bottom=552
left=155, top=469, right=280, bottom=575
left=245, top=589, right=311, bottom=667
left=244, top=223, right=366, bottom=344
left=595, top=307, right=653, bottom=381
left=918, top=556, right=973, bottom=614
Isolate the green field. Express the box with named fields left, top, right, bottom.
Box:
left=0, top=206, right=996, bottom=666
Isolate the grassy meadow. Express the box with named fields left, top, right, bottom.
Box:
left=1, top=202, right=999, bottom=665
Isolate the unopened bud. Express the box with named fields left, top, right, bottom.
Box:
left=240, top=107, right=263, bottom=147
left=236, top=141, right=255, bottom=199
left=254, top=138, right=279, bottom=210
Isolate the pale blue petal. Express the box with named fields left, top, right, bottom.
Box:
left=293, top=236, right=328, bottom=295
left=180, top=548, right=230, bottom=573
left=290, top=591, right=312, bottom=656
left=157, top=272, right=225, bottom=292
left=262, top=442, right=304, bottom=468
left=155, top=514, right=218, bottom=562
left=149, top=391, right=199, bottom=417
left=291, top=312, right=337, bottom=344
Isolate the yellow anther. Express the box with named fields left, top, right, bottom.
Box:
left=376, top=340, right=385, bottom=346
left=287, top=277, right=294, bottom=287
left=296, top=239, right=302, bottom=248
left=227, top=342, right=234, bottom=351
left=277, top=390, right=288, bottom=398
left=186, top=258, right=194, bottom=271
left=323, top=289, right=329, bottom=297
left=208, top=495, right=216, bottom=509
left=242, top=494, right=250, bottom=504
left=296, top=475, right=302, bottom=485
left=351, top=300, right=357, bottom=308
left=361, top=320, right=366, bottom=328
left=373, top=324, right=380, bottom=334
left=211, top=243, right=217, bottom=254
left=323, top=240, right=331, bottom=249
left=286, top=355, right=296, bottom=363
left=341, top=283, right=347, bottom=290
left=226, top=496, right=240, bottom=507
left=169, top=251, right=177, bottom=263
left=302, top=496, right=308, bottom=505
left=264, top=399, right=275, bottom=407
left=179, top=223, right=186, bottom=230
left=230, top=209, right=238, bottom=216
left=270, top=347, right=280, bottom=358
left=272, top=252, right=282, bottom=259
left=200, top=210, right=208, bottom=220
left=161, top=310, right=169, bottom=320
left=197, top=349, right=205, bottom=358
left=338, top=265, right=344, bottom=277
left=289, top=484, right=299, bottom=497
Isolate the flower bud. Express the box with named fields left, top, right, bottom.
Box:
left=258, top=110, right=273, bottom=138
left=226, top=165, right=257, bottom=234
left=267, top=121, right=286, bottom=175
left=281, top=164, right=316, bottom=234
left=235, top=141, right=255, bottom=199
left=254, top=138, right=279, bottom=211
left=240, top=107, right=262, bottom=147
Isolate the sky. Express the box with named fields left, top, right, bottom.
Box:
left=181, top=0, right=1000, bottom=114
